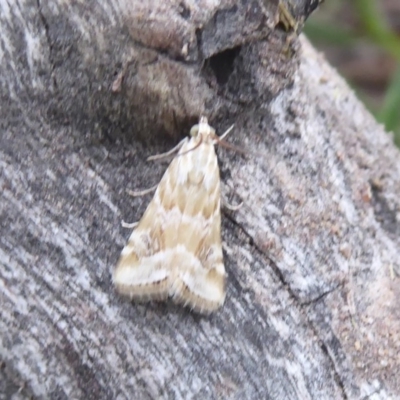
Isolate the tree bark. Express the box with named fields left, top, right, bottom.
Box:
left=1, top=1, right=399, bottom=399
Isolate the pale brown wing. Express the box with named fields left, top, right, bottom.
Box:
left=112, top=140, right=186, bottom=301
left=166, top=140, right=225, bottom=313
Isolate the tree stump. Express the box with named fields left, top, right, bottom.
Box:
left=1, top=1, right=399, bottom=399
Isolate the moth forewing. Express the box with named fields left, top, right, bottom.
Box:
left=113, top=116, right=226, bottom=313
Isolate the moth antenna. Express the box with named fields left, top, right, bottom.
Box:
left=219, top=124, right=235, bottom=140
left=147, top=138, right=187, bottom=161
left=177, top=135, right=203, bottom=157
left=215, top=137, right=249, bottom=156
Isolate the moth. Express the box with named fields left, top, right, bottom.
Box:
left=113, top=117, right=232, bottom=314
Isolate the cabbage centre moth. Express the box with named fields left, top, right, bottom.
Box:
left=113, top=116, right=234, bottom=314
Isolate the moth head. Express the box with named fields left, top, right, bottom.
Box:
left=190, top=116, right=217, bottom=143
left=189, top=116, right=242, bottom=155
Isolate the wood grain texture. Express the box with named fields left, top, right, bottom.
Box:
left=1, top=0, right=399, bottom=399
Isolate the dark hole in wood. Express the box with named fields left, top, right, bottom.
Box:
left=207, top=46, right=241, bottom=85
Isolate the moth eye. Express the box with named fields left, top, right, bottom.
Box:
left=190, top=125, right=199, bottom=137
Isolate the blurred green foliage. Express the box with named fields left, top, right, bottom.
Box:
left=304, top=0, right=400, bottom=146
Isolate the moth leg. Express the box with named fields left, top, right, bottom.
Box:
left=122, top=184, right=159, bottom=228
left=127, top=185, right=158, bottom=197
left=222, top=182, right=243, bottom=211
left=121, top=220, right=139, bottom=229
left=222, top=199, right=243, bottom=212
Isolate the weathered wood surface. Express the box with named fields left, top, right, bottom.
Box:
left=1, top=1, right=399, bottom=399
